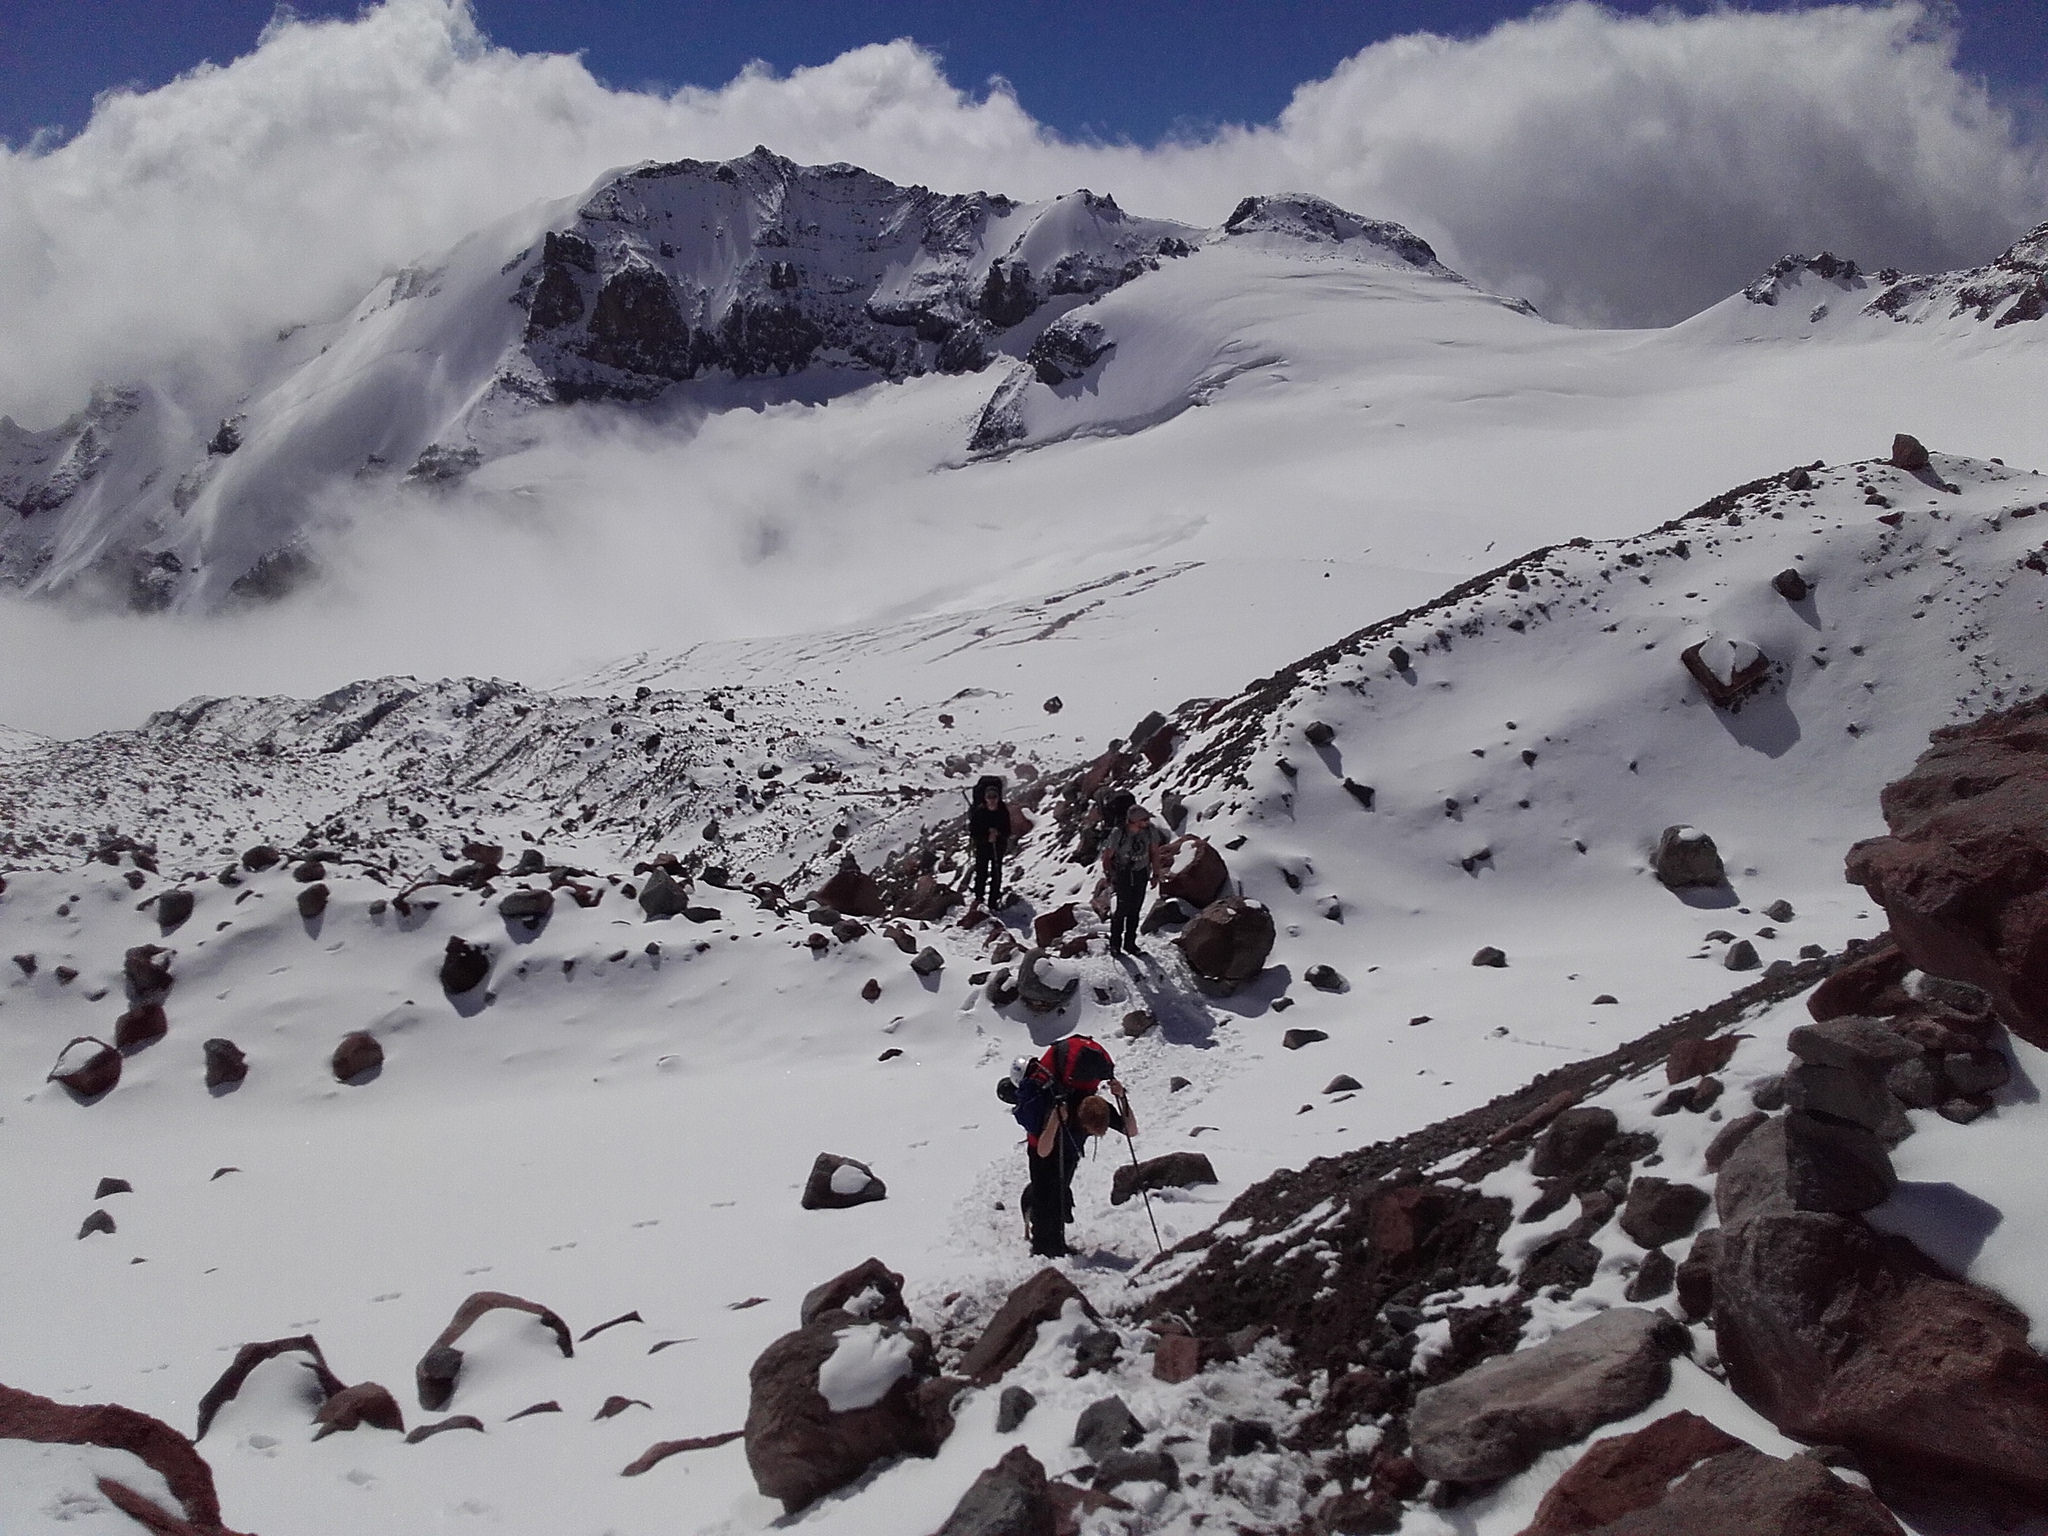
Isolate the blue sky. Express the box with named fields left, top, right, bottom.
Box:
left=5, top=0, right=2044, bottom=147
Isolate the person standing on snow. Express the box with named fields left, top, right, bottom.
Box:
left=1099, top=800, right=1169, bottom=957
left=1006, top=1036, right=1137, bottom=1258
left=968, top=775, right=1010, bottom=910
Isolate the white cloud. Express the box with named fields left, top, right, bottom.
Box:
left=1, top=0, right=2040, bottom=424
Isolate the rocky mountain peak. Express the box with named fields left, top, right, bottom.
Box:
left=1219, top=193, right=1442, bottom=270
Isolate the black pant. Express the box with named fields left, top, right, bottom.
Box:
left=973, top=838, right=1006, bottom=906
left=1109, top=868, right=1148, bottom=952
left=1024, top=1135, right=1080, bottom=1257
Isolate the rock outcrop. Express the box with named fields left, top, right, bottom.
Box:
left=1844, top=693, right=2048, bottom=1047
left=414, top=1292, right=574, bottom=1412
left=1407, top=1308, right=1688, bottom=1484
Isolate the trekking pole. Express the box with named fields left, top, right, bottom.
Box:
left=1122, top=1127, right=1165, bottom=1256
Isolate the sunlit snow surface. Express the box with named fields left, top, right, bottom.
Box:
left=2, top=190, right=2048, bottom=1532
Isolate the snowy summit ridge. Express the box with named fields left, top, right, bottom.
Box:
left=0, top=147, right=1475, bottom=615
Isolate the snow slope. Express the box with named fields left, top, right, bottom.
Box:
left=2, top=450, right=2045, bottom=1533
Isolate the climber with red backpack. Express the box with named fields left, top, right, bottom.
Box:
left=998, top=1034, right=1137, bottom=1258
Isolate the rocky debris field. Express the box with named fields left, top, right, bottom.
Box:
left=2, top=452, right=2046, bottom=1534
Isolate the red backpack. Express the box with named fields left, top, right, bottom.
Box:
left=1041, top=1035, right=1114, bottom=1094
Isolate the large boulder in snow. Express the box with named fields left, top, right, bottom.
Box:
left=933, top=1444, right=1057, bottom=1536
left=1110, top=1152, right=1217, bottom=1206
left=1407, top=1307, right=1688, bottom=1484
left=48, top=1036, right=121, bottom=1098
left=1711, top=1205, right=2048, bottom=1510
left=1519, top=1409, right=1744, bottom=1536
left=1652, top=825, right=1725, bottom=888
left=960, top=1268, right=1102, bottom=1386
left=203, top=1037, right=248, bottom=1090
left=1680, top=635, right=1772, bottom=708
left=1556, top=1443, right=1906, bottom=1535
left=439, top=936, right=490, bottom=994
left=1158, top=837, right=1228, bottom=908
left=636, top=865, right=690, bottom=919
left=331, top=1031, right=383, bottom=1082
left=123, top=944, right=175, bottom=1005
left=1014, top=950, right=1080, bottom=1012
left=743, top=1314, right=951, bottom=1513
left=1175, top=897, right=1275, bottom=993
left=802, top=1153, right=887, bottom=1210
left=1843, top=694, right=2048, bottom=1047
left=817, top=859, right=886, bottom=919
left=0, top=1380, right=240, bottom=1533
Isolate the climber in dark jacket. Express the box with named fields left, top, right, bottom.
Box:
left=968, top=775, right=1010, bottom=909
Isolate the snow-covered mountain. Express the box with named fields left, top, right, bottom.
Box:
left=1680, top=218, right=2048, bottom=340
left=0, top=149, right=1483, bottom=613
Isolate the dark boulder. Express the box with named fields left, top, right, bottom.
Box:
left=1015, top=950, right=1079, bottom=1012
left=995, top=1386, right=1035, bottom=1434
left=960, top=1269, right=1100, bottom=1385
left=1890, top=433, right=1931, bottom=470
left=156, top=888, right=195, bottom=931
left=1785, top=1062, right=1911, bottom=1144
left=1710, top=1207, right=2048, bottom=1511
left=1472, top=945, right=1509, bottom=967
left=1652, top=826, right=1726, bottom=888
left=499, top=887, right=555, bottom=923
left=1407, top=1308, right=1688, bottom=1484
left=1072, top=1395, right=1143, bottom=1462
left=1175, top=897, right=1276, bottom=992
left=1574, top=1444, right=1906, bottom=1535
left=817, top=859, right=886, bottom=919
left=1158, top=837, right=1228, bottom=908
left=1519, top=1409, right=1744, bottom=1536
left=332, top=1031, right=383, bottom=1082
left=743, top=1314, right=949, bottom=1512
left=801, top=1153, right=886, bottom=1210
left=1772, top=567, right=1811, bottom=601
left=1619, top=1178, right=1711, bottom=1248
left=439, top=936, right=490, bottom=995
left=123, top=944, right=174, bottom=1006
left=1843, top=695, right=2048, bottom=1047
left=48, top=1036, right=121, bottom=1098
left=296, top=882, right=329, bottom=919
left=933, top=1445, right=1056, bottom=1536
left=1681, top=637, right=1773, bottom=708
left=1530, top=1107, right=1619, bottom=1178
left=1784, top=1110, right=1896, bottom=1212
left=115, top=1003, right=168, bottom=1052
left=203, top=1038, right=248, bottom=1090
left=1110, top=1152, right=1216, bottom=1206
left=637, top=865, right=690, bottom=918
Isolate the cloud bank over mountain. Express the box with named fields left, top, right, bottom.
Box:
left=1, top=0, right=2041, bottom=423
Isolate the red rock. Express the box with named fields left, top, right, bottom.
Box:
left=313, top=1381, right=404, bottom=1438
left=0, top=1380, right=240, bottom=1533
left=1806, top=939, right=1912, bottom=1021
left=48, top=1036, right=121, bottom=1097
left=1033, top=903, right=1079, bottom=948
left=817, top=861, right=885, bottom=919
left=960, top=1269, right=1101, bottom=1385
left=1174, top=896, right=1275, bottom=992
left=1588, top=1444, right=1906, bottom=1535
left=1681, top=638, right=1772, bottom=708
left=1713, top=1208, right=2048, bottom=1510
left=415, top=1292, right=574, bottom=1412
left=800, top=1257, right=909, bottom=1326
left=1518, top=1410, right=1744, bottom=1536
left=1158, top=837, right=1228, bottom=908
left=1152, top=1333, right=1201, bottom=1384
left=743, top=1315, right=949, bottom=1512
left=1844, top=695, right=2048, bottom=1047
left=116, top=1003, right=168, bottom=1051
left=1667, top=1034, right=1744, bottom=1082
left=195, top=1335, right=348, bottom=1439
